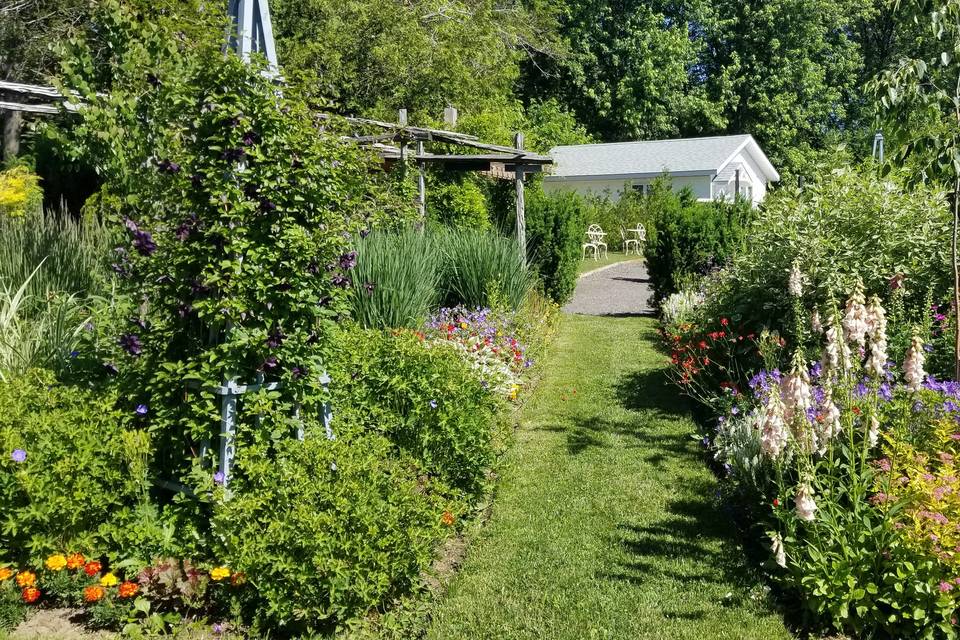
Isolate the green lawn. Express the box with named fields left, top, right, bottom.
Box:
left=579, top=252, right=644, bottom=274
left=426, top=315, right=792, bottom=640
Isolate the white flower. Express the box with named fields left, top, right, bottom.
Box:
left=842, top=281, right=869, bottom=347
left=770, top=532, right=787, bottom=568
left=811, top=310, right=823, bottom=334
left=816, top=384, right=841, bottom=453
left=781, top=352, right=812, bottom=425
left=794, top=482, right=818, bottom=522
left=903, top=335, right=927, bottom=393
left=868, top=414, right=880, bottom=448
left=865, top=296, right=888, bottom=378
left=822, top=315, right=851, bottom=375
left=788, top=261, right=803, bottom=297
left=759, top=391, right=789, bottom=458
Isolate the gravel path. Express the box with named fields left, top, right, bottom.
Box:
left=563, top=259, right=654, bottom=316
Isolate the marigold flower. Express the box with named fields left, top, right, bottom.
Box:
left=118, top=581, right=139, bottom=598
left=230, top=572, right=246, bottom=586
left=441, top=511, right=456, bottom=526
left=66, top=553, right=85, bottom=570
left=16, top=571, right=36, bottom=587
left=83, top=585, right=105, bottom=603
left=0, top=567, right=12, bottom=581
left=83, top=561, right=102, bottom=577
left=100, top=572, right=118, bottom=587
left=21, top=587, right=40, bottom=604
left=210, top=566, right=231, bottom=581
left=45, top=554, right=67, bottom=572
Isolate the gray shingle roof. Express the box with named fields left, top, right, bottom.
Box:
left=548, top=134, right=757, bottom=179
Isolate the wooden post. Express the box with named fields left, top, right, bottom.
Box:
left=2, top=110, right=22, bottom=162
left=417, top=140, right=426, bottom=220
left=514, top=132, right=526, bottom=264
left=734, top=168, right=741, bottom=202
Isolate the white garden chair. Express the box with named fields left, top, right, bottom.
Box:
left=620, top=227, right=640, bottom=255
left=586, top=224, right=608, bottom=259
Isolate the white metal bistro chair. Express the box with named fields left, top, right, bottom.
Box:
left=620, top=227, right=640, bottom=255
left=586, top=224, right=608, bottom=259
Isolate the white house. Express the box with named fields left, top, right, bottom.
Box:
left=543, top=134, right=779, bottom=207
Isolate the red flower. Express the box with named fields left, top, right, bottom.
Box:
left=441, top=511, right=455, bottom=526
left=698, top=341, right=708, bottom=349
left=21, top=587, right=40, bottom=604
left=852, top=406, right=862, bottom=416
left=83, top=585, right=105, bottom=603
left=84, top=561, right=102, bottom=577
left=720, top=318, right=729, bottom=326
left=773, top=498, right=780, bottom=507
left=118, top=581, right=139, bottom=599
left=66, top=553, right=85, bottom=570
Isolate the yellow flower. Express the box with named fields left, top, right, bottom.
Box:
left=210, top=566, right=231, bottom=581
left=0, top=567, right=12, bottom=581
left=44, top=554, right=67, bottom=571
left=99, top=572, right=118, bottom=587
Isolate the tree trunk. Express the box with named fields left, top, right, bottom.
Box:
left=2, top=110, right=22, bottom=162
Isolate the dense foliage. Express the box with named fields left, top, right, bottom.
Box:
left=525, top=189, right=589, bottom=303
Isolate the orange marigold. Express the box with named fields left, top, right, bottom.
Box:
left=21, top=587, right=40, bottom=604
left=66, top=553, right=85, bottom=570
left=83, top=561, right=102, bottom=577
left=117, top=581, right=138, bottom=599
left=15, top=571, right=36, bottom=587
left=0, top=567, right=13, bottom=581
left=440, top=511, right=455, bottom=526
left=83, top=585, right=105, bottom=603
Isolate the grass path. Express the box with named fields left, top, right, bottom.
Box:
left=426, top=315, right=791, bottom=640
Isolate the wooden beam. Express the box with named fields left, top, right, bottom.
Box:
left=514, top=132, right=526, bottom=265
left=0, top=101, right=62, bottom=115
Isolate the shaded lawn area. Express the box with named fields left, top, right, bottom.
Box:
left=427, top=315, right=791, bottom=640
left=578, top=252, right=643, bottom=274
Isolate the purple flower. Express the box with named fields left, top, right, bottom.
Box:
left=265, top=328, right=285, bottom=349
left=103, top=362, right=119, bottom=375
left=854, top=383, right=869, bottom=399
left=135, top=404, right=149, bottom=416
left=213, top=471, right=225, bottom=485
left=69, top=350, right=79, bottom=358
left=118, top=334, right=142, bottom=357
left=924, top=344, right=934, bottom=353
left=10, top=449, right=26, bottom=463
left=730, top=406, right=739, bottom=415
left=241, top=130, right=260, bottom=146
left=262, top=355, right=279, bottom=371
left=879, top=382, right=893, bottom=402
left=339, top=251, right=358, bottom=270
left=132, top=230, right=157, bottom=256
left=429, top=399, right=438, bottom=409
left=809, top=362, right=823, bottom=379
left=157, top=159, right=181, bottom=174
left=331, top=274, right=352, bottom=289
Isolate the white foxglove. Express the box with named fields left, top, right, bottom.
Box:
left=759, top=391, right=789, bottom=458
left=795, top=482, right=818, bottom=522
left=865, top=296, right=888, bottom=378
left=868, top=414, right=880, bottom=448
left=788, top=261, right=803, bottom=297
left=770, top=532, right=787, bottom=568
left=903, top=335, right=927, bottom=392
left=842, top=282, right=869, bottom=347
left=781, top=352, right=812, bottom=424
left=811, top=310, right=823, bottom=334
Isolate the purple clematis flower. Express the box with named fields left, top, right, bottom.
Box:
left=118, top=334, right=142, bottom=357
left=135, top=404, right=149, bottom=416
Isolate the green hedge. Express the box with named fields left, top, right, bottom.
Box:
left=525, top=189, right=588, bottom=304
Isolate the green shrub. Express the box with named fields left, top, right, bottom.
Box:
left=0, top=371, right=145, bottom=562
left=646, top=189, right=750, bottom=303
left=330, top=325, right=501, bottom=497
left=428, top=177, right=490, bottom=230
left=704, top=167, right=951, bottom=340
left=0, top=167, right=42, bottom=220
left=212, top=431, right=444, bottom=634
left=525, top=189, right=588, bottom=304
left=350, top=230, right=441, bottom=329
left=437, top=228, right=533, bottom=310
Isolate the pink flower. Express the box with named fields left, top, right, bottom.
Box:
left=940, top=581, right=954, bottom=593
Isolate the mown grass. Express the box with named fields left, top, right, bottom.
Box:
left=579, top=252, right=643, bottom=274
left=426, top=314, right=792, bottom=640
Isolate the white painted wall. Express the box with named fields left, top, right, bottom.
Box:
left=542, top=174, right=713, bottom=202
left=710, top=151, right=767, bottom=207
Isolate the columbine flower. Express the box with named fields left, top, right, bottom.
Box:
left=865, top=296, right=888, bottom=378
left=770, top=532, right=787, bottom=568
left=788, top=261, right=803, bottom=297
left=904, top=335, right=927, bottom=392
left=794, top=482, right=818, bottom=522
left=10, top=449, right=26, bottom=463
left=842, top=281, right=869, bottom=347
left=118, top=334, right=142, bottom=357
left=44, top=555, right=67, bottom=571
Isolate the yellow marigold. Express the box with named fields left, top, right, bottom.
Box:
left=0, top=567, right=13, bottom=581
left=99, top=572, right=118, bottom=587
left=45, top=554, right=67, bottom=571
left=210, top=566, right=231, bottom=581
left=15, top=571, right=36, bottom=587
